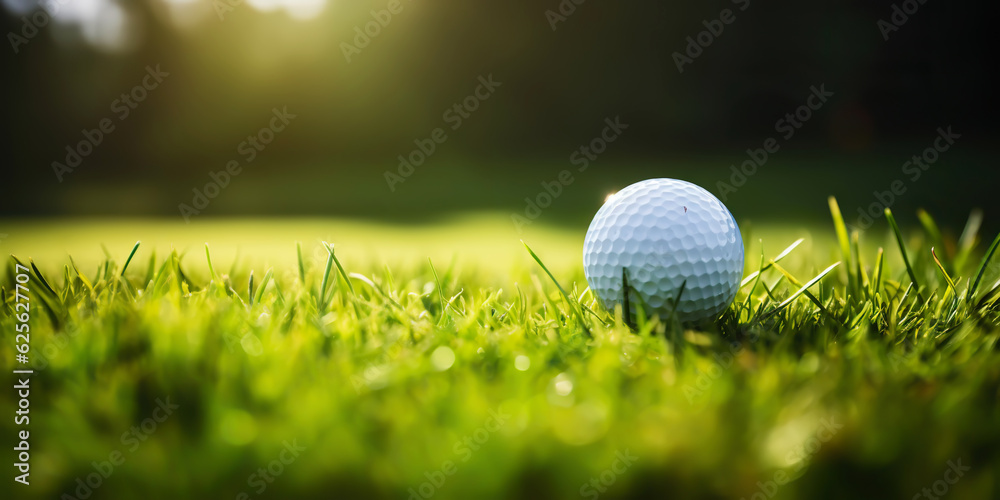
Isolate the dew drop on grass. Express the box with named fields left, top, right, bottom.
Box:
left=241, top=333, right=264, bottom=356
left=548, top=372, right=575, bottom=406
left=431, top=346, right=455, bottom=371
left=555, top=378, right=573, bottom=396
left=514, top=355, right=530, bottom=371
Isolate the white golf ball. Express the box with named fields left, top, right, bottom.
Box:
left=583, top=178, right=744, bottom=323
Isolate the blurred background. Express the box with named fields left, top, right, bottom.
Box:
left=1, top=0, right=998, bottom=232
left=3, top=4, right=1000, bottom=500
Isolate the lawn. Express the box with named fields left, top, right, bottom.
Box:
left=2, top=202, right=999, bottom=500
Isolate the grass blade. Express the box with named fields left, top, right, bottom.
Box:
left=829, top=197, right=855, bottom=294
left=205, top=243, right=217, bottom=281
left=968, top=231, right=1000, bottom=303
left=976, top=279, right=1000, bottom=310
left=760, top=262, right=840, bottom=322
left=296, top=242, right=306, bottom=284
left=144, top=250, right=156, bottom=288
left=740, top=238, right=803, bottom=288
left=248, top=270, right=255, bottom=306
left=429, top=258, right=448, bottom=313
left=955, top=209, right=982, bottom=273
left=870, top=248, right=884, bottom=299
left=670, top=279, right=687, bottom=317
left=121, top=241, right=141, bottom=277
left=740, top=242, right=767, bottom=320
left=29, top=258, right=58, bottom=298
left=317, top=244, right=335, bottom=310
left=254, top=268, right=273, bottom=306
left=917, top=209, right=943, bottom=254
left=522, top=240, right=591, bottom=337
left=68, top=255, right=95, bottom=297
left=931, top=247, right=958, bottom=300
left=885, top=208, right=924, bottom=302
left=326, top=242, right=355, bottom=297
left=350, top=272, right=404, bottom=311
left=853, top=230, right=868, bottom=299
left=622, top=267, right=632, bottom=328
left=770, top=261, right=840, bottom=323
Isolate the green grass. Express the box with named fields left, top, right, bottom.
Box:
left=2, top=203, right=1000, bottom=500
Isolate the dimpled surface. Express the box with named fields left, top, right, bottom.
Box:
left=583, top=178, right=744, bottom=323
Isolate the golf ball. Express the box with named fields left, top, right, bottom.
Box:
left=583, top=178, right=744, bottom=323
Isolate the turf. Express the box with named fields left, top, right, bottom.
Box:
left=2, top=201, right=1000, bottom=500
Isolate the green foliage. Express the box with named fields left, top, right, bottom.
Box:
left=2, top=205, right=1000, bottom=499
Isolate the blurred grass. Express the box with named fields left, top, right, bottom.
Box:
left=2, top=212, right=999, bottom=500
left=0, top=213, right=841, bottom=280
left=0, top=214, right=581, bottom=278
